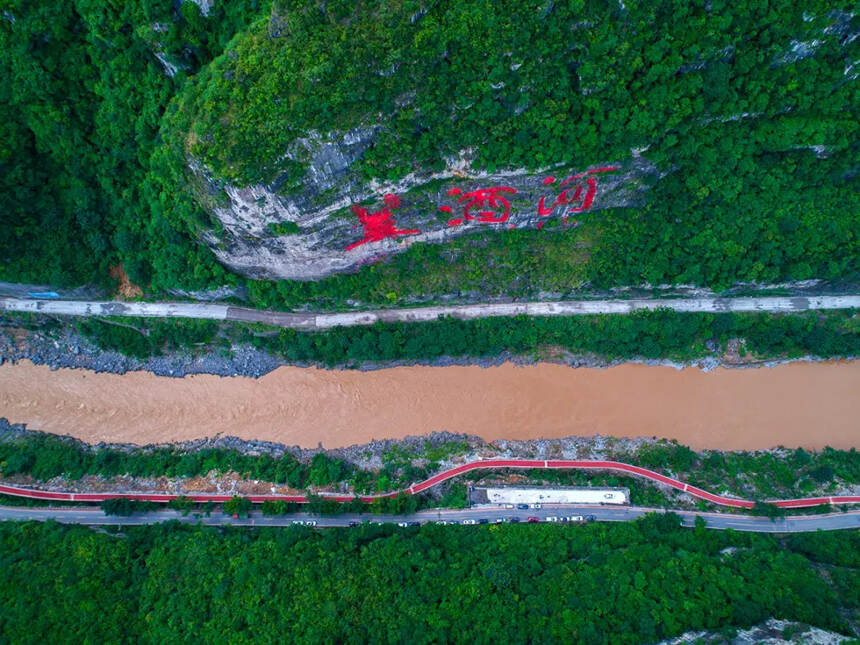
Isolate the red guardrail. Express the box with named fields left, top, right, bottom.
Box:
left=1, top=459, right=858, bottom=508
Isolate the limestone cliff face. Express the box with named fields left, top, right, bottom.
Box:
left=192, top=129, right=656, bottom=281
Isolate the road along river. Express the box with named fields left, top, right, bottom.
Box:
left=3, top=295, right=860, bottom=329
left=1, top=359, right=858, bottom=451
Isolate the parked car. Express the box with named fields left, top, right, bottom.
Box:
left=435, top=520, right=448, bottom=525
left=462, top=519, right=477, bottom=525
left=305, top=520, right=317, bottom=527
left=516, top=504, right=529, bottom=510
left=397, top=522, right=409, bottom=527
left=478, top=519, right=489, bottom=524
left=527, top=516, right=540, bottom=523
left=532, top=503, right=542, bottom=509
left=504, top=504, right=515, bottom=509
left=408, top=521, right=421, bottom=527
left=494, top=518, right=505, bottom=524
left=546, top=516, right=559, bottom=522
left=291, top=520, right=303, bottom=525
left=565, top=515, right=584, bottom=522
left=509, top=517, right=521, bottom=523
left=348, top=521, right=359, bottom=527
left=586, top=515, right=597, bottom=522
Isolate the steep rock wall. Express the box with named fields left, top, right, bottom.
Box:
left=193, top=131, right=657, bottom=281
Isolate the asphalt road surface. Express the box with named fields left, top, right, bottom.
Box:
left=1, top=504, right=858, bottom=533
left=3, top=295, right=859, bottom=330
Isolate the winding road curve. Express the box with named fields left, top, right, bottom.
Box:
left=3, top=295, right=859, bottom=330
left=1, top=459, right=858, bottom=509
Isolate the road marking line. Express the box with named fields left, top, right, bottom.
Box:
left=2, top=460, right=859, bottom=513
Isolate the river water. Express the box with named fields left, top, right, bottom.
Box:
left=1, top=360, right=858, bottom=451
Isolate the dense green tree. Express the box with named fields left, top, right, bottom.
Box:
left=0, top=519, right=857, bottom=643
left=2, top=0, right=857, bottom=305
left=223, top=495, right=252, bottom=517
left=0, top=0, right=259, bottom=288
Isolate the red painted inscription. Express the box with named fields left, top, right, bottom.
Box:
left=537, top=166, right=619, bottom=221
left=346, top=193, right=419, bottom=250
left=444, top=186, right=518, bottom=227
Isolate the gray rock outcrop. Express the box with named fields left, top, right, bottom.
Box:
left=191, top=129, right=657, bottom=281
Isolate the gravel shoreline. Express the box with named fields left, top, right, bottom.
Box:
left=0, top=416, right=660, bottom=494
left=0, top=416, right=655, bottom=465
left=0, top=417, right=485, bottom=466
left=1, top=319, right=845, bottom=379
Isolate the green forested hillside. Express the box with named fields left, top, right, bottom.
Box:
left=0, top=0, right=258, bottom=288
left=1, top=0, right=858, bottom=298
left=0, top=518, right=858, bottom=643
left=164, top=0, right=860, bottom=289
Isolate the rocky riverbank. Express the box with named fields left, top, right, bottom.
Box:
left=0, top=313, right=838, bottom=379
left=0, top=416, right=650, bottom=469
left=1, top=417, right=661, bottom=502
left=0, top=323, right=285, bottom=378
left=2, top=417, right=858, bottom=512
left=0, top=418, right=706, bottom=510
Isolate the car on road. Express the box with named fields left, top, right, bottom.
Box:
left=305, top=520, right=317, bottom=527
left=564, top=515, right=584, bottom=523
left=462, top=519, right=477, bottom=525
left=397, top=522, right=409, bottom=527
left=348, top=521, right=359, bottom=527
left=546, top=516, right=560, bottom=522
left=494, top=518, right=505, bottom=523
left=408, top=521, right=421, bottom=527
left=504, top=504, right=515, bottom=509
left=291, top=520, right=303, bottom=526
left=509, top=517, right=520, bottom=523
left=586, top=515, right=596, bottom=521
left=478, top=519, right=489, bottom=524
left=516, top=504, right=529, bottom=509
left=435, top=520, right=448, bottom=525
left=532, top=503, right=542, bottom=509
left=527, top=516, right=540, bottom=523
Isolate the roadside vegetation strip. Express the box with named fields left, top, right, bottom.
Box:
left=1, top=459, right=858, bottom=509
left=3, top=295, right=860, bottom=330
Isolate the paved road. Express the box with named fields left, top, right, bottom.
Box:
left=3, top=295, right=859, bottom=330
left=1, top=504, right=858, bottom=533
left=2, top=459, right=858, bottom=510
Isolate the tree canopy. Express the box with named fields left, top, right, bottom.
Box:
left=1, top=0, right=857, bottom=309
left=0, top=518, right=857, bottom=643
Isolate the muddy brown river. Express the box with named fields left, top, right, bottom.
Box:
left=1, top=360, right=858, bottom=451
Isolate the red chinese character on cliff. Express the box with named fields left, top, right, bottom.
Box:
left=345, top=193, right=420, bottom=251
left=440, top=186, right=517, bottom=227
left=537, top=167, right=619, bottom=225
